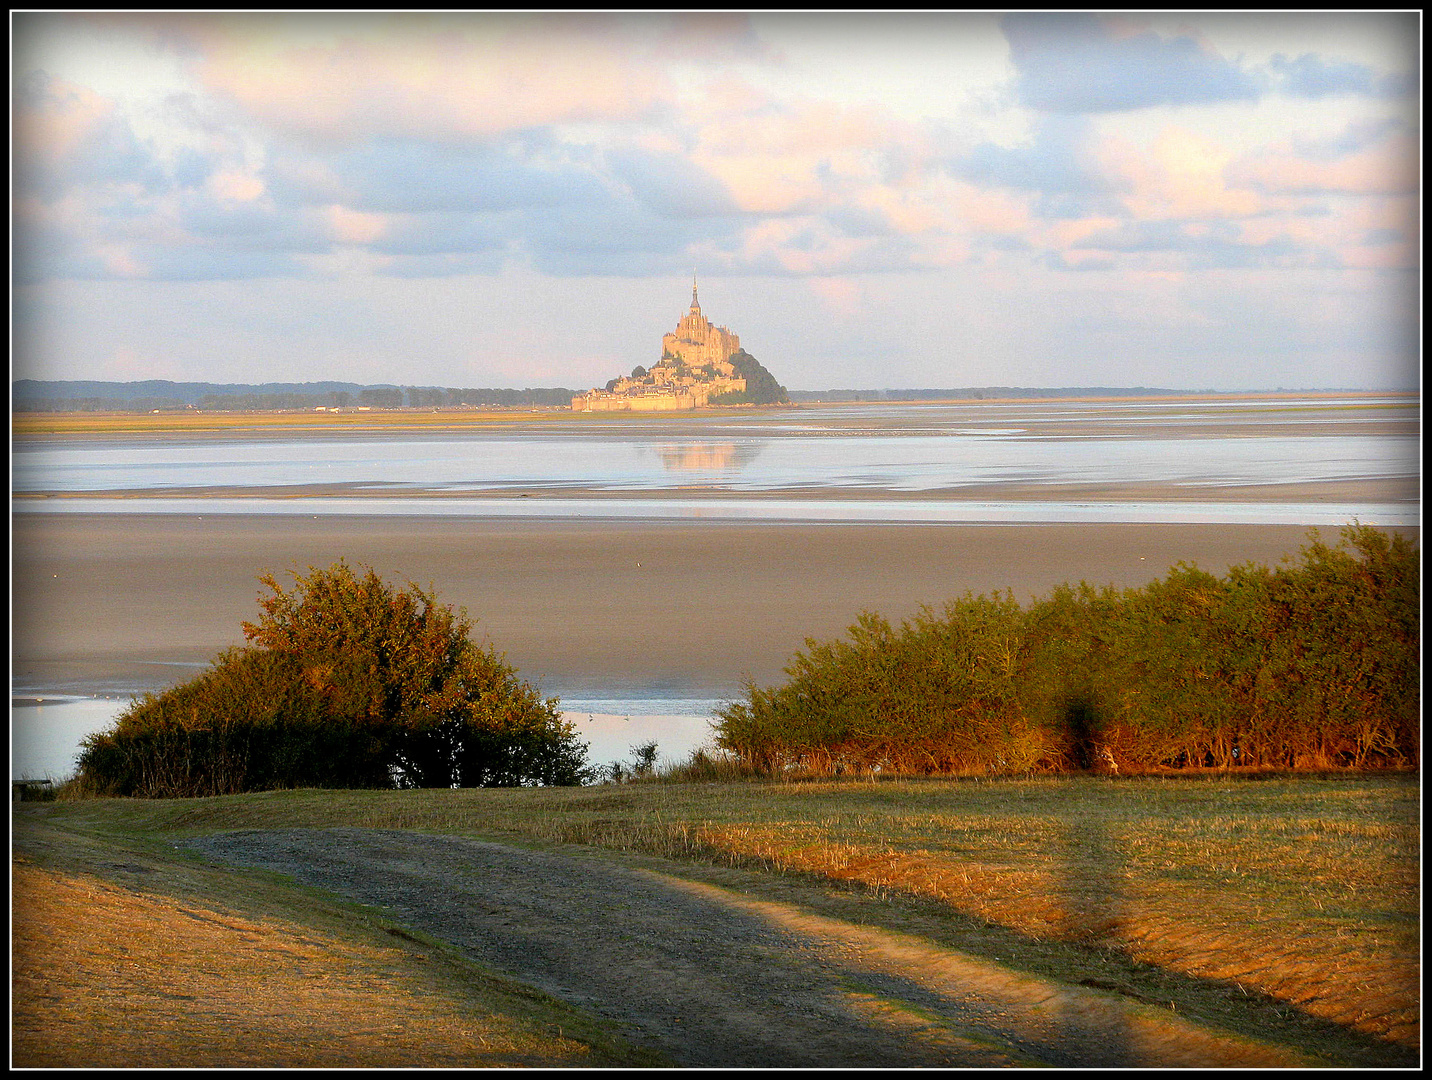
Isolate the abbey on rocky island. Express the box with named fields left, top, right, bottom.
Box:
left=572, top=279, right=749, bottom=411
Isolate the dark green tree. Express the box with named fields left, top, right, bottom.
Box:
left=709, top=350, right=789, bottom=405
left=77, top=562, right=588, bottom=796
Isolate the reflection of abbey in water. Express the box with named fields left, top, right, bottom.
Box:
left=658, top=442, right=761, bottom=471
left=572, top=279, right=787, bottom=412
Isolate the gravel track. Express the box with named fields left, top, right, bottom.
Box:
left=186, top=828, right=1305, bottom=1068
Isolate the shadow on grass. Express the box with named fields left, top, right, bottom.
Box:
left=793, top=808, right=1416, bottom=1069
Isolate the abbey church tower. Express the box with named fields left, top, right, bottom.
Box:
left=661, top=275, right=741, bottom=370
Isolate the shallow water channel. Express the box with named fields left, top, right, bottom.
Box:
left=10, top=695, right=724, bottom=784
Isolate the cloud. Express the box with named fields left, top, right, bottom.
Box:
left=207, top=169, right=265, bottom=202
left=371, top=251, right=506, bottom=279
left=689, top=97, right=923, bottom=216
left=12, top=12, right=1420, bottom=294
left=1001, top=14, right=1260, bottom=113
left=14, top=71, right=168, bottom=200
left=325, top=205, right=387, bottom=245
left=605, top=146, right=740, bottom=219
left=1099, top=127, right=1261, bottom=221
left=188, top=15, right=674, bottom=147
left=1267, top=52, right=1408, bottom=99
left=1232, top=127, right=1417, bottom=197
left=1058, top=219, right=1311, bottom=271
left=318, top=138, right=592, bottom=215
left=132, top=246, right=309, bottom=281
left=951, top=116, right=1124, bottom=219
left=1291, top=117, right=1406, bottom=161
left=522, top=194, right=736, bottom=277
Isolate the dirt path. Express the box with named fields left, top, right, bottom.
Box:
left=187, top=828, right=1309, bottom=1068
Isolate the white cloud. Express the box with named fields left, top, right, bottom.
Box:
left=208, top=169, right=265, bottom=202
left=10, top=12, right=1420, bottom=390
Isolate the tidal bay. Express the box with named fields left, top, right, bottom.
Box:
left=11, top=395, right=1420, bottom=780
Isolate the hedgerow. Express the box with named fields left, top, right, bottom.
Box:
left=713, top=525, right=1418, bottom=775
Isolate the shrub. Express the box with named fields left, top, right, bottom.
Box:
left=76, top=562, right=588, bottom=797
left=713, top=525, right=1418, bottom=775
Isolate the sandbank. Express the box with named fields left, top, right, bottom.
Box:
left=14, top=513, right=1414, bottom=700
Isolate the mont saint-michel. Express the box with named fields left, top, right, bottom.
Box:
left=572, top=281, right=788, bottom=411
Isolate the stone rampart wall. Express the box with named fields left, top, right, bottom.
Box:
left=572, top=392, right=698, bottom=412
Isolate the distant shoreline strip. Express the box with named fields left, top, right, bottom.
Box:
left=10, top=496, right=1417, bottom=527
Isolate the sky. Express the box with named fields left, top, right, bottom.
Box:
left=11, top=12, right=1421, bottom=391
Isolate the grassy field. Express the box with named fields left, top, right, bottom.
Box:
left=14, top=772, right=1418, bottom=1067
left=12, top=806, right=668, bottom=1068
left=16, top=393, right=1412, bottom=438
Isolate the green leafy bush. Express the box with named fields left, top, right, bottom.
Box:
left=714, top=525, right=1419, bottom=775
left=77, top=562, right=588, bottom=797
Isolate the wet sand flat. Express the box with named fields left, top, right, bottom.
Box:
left=14, top=513, right=1412, bottom=698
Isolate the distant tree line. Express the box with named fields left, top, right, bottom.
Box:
left=782, top=387, right=1378, bottom=402
left=715, top=525, right=1419, bottom=776
left=786, top=387, right=1188, bottom=402
left=12, top=379, right=577, bottom=412
left=401, top=387, right=576, bottom=408
left=15, top=396, right=194, bottom=413
left=18, top=380, right=1379, bottom=412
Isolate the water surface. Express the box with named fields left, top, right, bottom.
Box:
left=11, top=696, right=722, bottom=783
left=14, top=398, right=1418, bottom=521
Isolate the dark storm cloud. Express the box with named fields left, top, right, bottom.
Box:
left=1001, top=14, right=1260, bottom=113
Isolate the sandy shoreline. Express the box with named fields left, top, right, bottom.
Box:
left=11, top=390, right=1419, bottom=439
left=12, top=474, right=1419, bottom=504
left=14, top=513, right=1414, bottom=700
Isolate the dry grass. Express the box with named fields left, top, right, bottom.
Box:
left=26, top=773, right=1419, bottom=1064
left=11, top=816, right=665, bottom=1068
left=464, top=775, right=1419, bottom=1051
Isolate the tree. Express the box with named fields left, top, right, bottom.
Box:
left=710, top=350, right=789, bottom=405
left=359, top=387, right=402, bottom=409
left=77, top=562, right=589, bottom=796
left=631, top=365, right=648, bottom=379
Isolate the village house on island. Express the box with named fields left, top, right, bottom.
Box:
left=572, top=279, right=749, bottom=412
